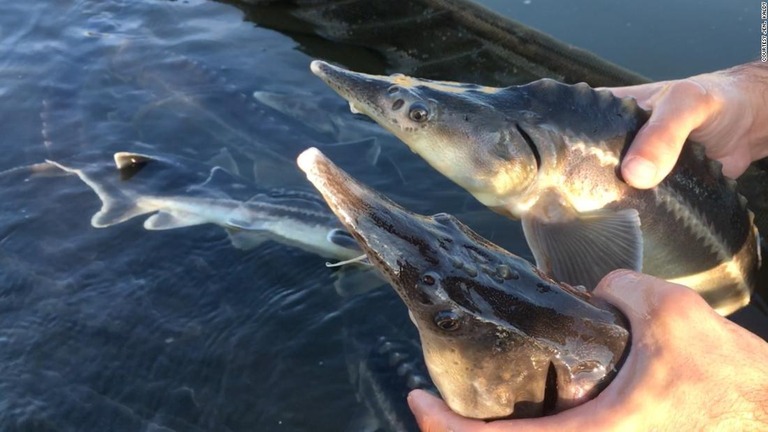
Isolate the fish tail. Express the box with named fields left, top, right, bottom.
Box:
left=47, top=158, right=150, bottom=228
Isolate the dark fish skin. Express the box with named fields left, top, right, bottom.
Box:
left=346, top=332, right=436, bottom=432
left=298, top=148, right=630, bottom=420
left=309, top=60, right=760, bottom=316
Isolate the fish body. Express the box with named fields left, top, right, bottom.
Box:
left=310, top=60, right=760, bottom=316
left=48, top=150, right=362, bottom=261
left=298, top=148, right=630, bottom=419
left=345, top=330, right=435, bottom=432
left=252, top=89, right=387, bottom=144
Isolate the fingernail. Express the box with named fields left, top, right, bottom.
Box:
left=623, top=156, right=657, bottom=188
left=606, top=269, right=640, bottom=286
left=593, top=270, right=645, bottom=310
left=596, top=269, right=631, bottom=292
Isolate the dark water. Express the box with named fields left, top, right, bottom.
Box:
left=481, top=0, right=758, bottom=79
left=0, top=1, right=764, bottom=431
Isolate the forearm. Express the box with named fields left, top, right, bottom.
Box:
left=707, top=349, right=768, bottom=430
left=720, top=324, right=768, bottom=430
left=713, top=369, right=768, bottom=430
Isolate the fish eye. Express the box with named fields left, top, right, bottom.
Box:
left=408, top=103, right=430, bottom=123
left=421, top=271, right=441, bottom=287
left=434, top=310, right=460, bottom=331
left=433, top=213, right=453, bottom=223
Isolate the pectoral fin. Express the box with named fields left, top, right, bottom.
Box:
left=327, top=228, right=361, bottom=251
left=144, top=211, right=209, bottom=230
left=333, top=267, right=387, bottom=297
left=522, top=208, right=642, bottom=289
left=225, top=218, right=257, bottom=231
left=225, top=228, right=270, bottom=250
left=223, top=219, right=273, bottom=249
left=92, top=200, right=148, bottom=228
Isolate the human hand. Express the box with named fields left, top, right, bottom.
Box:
left=408, top=270, right=768, bottom=431
left=606, top=63, right=768, bottom=189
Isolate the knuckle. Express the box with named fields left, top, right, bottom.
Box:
left=671, top=78, right=719, bottom=110
left=652, top=282, right=709, bottom=318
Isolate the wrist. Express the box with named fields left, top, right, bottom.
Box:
left=722, top=62, right=768, bottom=162
left=711, top=330, right=768, bottom=430
left=741, top=382, right=768, bottom=428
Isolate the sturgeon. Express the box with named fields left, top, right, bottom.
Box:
left=298, top=147, right=630, bottom=419
left=345, top=332, right=436, bottom=431
left=48, top=150, right=364, bottom=261
left=310, top=60, right=760, bottom=316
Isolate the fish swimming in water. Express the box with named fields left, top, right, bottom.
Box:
left=310, top=60, right=760, bottom=316
left=344, top=326, right=436, bottom=432
left=252, top=89, right=387, bottom=144
left=352, top=336, right=434, bottom=432
left=298, top=147, right=630, bottom=420
left=48, top=150, right=367, bottom=263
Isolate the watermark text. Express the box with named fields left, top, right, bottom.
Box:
left=762, top=2, right=767, bottom=61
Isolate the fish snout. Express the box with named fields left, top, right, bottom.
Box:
left=310, top=60, right=390, bottom=115
left=297, top=147, right=370, bottom=229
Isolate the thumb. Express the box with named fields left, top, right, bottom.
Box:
left=593, top=270, right=661, bottom=318
left=602, top=81, right=669, bottom=109
left=408, top=390, right=476, bottom=432
left=593, top=269, right=708, bottom=328
left=620, top=79, right=716, bottom=189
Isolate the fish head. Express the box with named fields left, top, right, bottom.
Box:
left=298, top=148, right=629, bottom=419
left=310, top=61, right=540, bottom=212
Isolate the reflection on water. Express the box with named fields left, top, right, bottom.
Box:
left=0, top=1, right=474, bottom=430
left=0, top=0, right=765, bottom=431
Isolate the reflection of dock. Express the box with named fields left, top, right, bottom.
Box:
left=227, top=0, right=649, bottom=87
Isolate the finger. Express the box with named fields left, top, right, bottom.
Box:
left=601, top=82, right=669, bottom=109
left=593, top=270, right=660, bottom=319
left=408, top=390, right=592, bottom=432
left=716, top=152, right=751, bottom=178
left=408, top=391, right=527, bottom=432
left=621, top=79, right=715, bottom=189
left=593, top=269, right=708, bottom=328
left=408, top=390, right=484, bottom=432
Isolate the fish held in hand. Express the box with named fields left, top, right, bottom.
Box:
left=310, top=60, right=760, bottom=316
left=298, top=147, right=630, bottom=419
